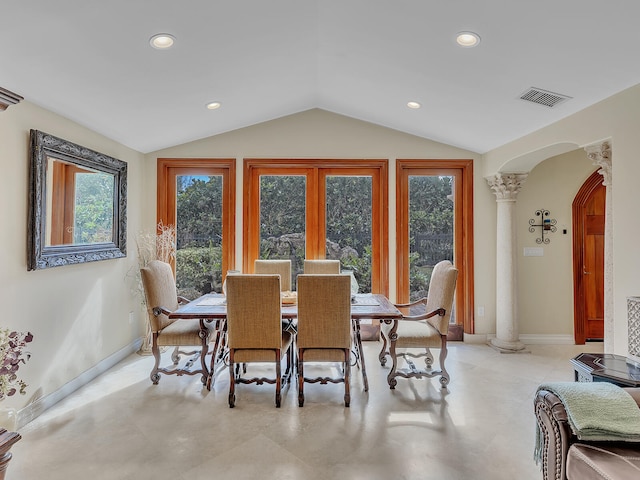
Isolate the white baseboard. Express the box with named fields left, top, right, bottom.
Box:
left=481, top=333, right=574, bottom=345
left=516, top=334, right=575, bottom=345
left=17, top=337, right=143, bottom=429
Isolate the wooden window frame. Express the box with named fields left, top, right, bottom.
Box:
left=243, top=159, right=389, bottom=295
left=157, top=158, right=236, bottom=276
left=396, top=159, right=474, bottom=335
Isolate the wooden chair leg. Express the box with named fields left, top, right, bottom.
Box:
left=438, top=341, right=450, bottom=388
left=386, top=334, right=399, bottom=389
left=171, top=346, right=180, bottom=365
left=150, top=334, right=161, bottom=385
left=199, top=335, right=210, bottom=387
left=378, top=329, right=389, bottom=366
left=275, top=351, right=282, bottom=408
left=297, top=349, right=305, bottom=407
left=228, top=351, right=236, bottom=408
left=424, top=348, right=434, bottom=369
left=344, top=349, right=351, bottom=407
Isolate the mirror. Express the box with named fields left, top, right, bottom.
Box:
left=28, top=130, right=127, bottom=270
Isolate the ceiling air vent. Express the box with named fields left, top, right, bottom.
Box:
left=519, top=87, right=571, bottom=108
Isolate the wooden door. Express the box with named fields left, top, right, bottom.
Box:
left=573, top=171, right=605, bottom=343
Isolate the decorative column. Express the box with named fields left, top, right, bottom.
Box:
left=487, top=173, right=529, bottom=352
left=585, top=141, right=613, bottom=352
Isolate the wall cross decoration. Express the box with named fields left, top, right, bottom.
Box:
left=529, top=209, right=557, bottom=244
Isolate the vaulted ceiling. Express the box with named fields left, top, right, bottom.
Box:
left=2, top=1, right=640, bottom=154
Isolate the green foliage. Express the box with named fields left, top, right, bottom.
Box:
left=409, top=252, right=431, bottom=301
left=259, top=176, right=306, bottom=237
left=175, top=244, right=222, bottom=299
left=341, top=246, right=372, bottom=293
left=173, top=172, right=453, bottom=297
left=326, top=176, right=372, bottom=253
left=176, top=176, right=223, bottom=248
left=73, top=172, right=114, bottom=244
left=408, top=176, right=453, bottom=235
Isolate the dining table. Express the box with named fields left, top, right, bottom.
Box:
left=168, top=292, right=402, bottom=392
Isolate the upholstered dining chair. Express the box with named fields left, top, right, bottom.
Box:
left=303, top=259, right=341, bottom=274
left=296, top=274, right=352, bottom=407
left=140, top=260, right=215, bottom=387
left=379, top=260, right=458, bottom=389
left=225, top=274, right=294, bottom=408
left=254, top=259, right=292, bottom=291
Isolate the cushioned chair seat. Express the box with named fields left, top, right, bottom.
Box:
left=232, top=331, right=293, bottom=363
left=385, top=321, right=442, bottom=348
left=567, top=443, right=640, bottom=479
left=300, top=348, right=348, bottom=362
left=157, top=319, right=216, bottom=346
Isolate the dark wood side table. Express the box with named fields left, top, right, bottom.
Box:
left=571, top=353, right=640, bottom=387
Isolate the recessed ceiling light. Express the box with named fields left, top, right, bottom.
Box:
left=149, top=33, right=176, bottom=50
left=407, top=101, right=421, bottom=109
left=206, top=101, right=221, bottom=110
left=456, top=31, right=480, bottom=48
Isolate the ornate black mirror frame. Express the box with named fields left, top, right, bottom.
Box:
left=27, top=130, right=127, bottom=270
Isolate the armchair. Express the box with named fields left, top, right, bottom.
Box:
left=379, top=260, right=458, bottom=389
left=534, top=386, right=640, bottom=479
left=225, top=274, right=294, bottom=408
left=140, top=260, right=215, bottom=387
left=296, top=274, right=352, bottom=407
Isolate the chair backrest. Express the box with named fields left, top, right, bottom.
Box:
left=226, top=274, right=282, bottom=350
left=254, top=259, right=291, bottom=291
left=303, top=259, right=340, bottom=275
left=140, top=260, right=179, bottom=333
left=296, top=274, right=351, bottom=350
left=425, top=260, right=458, bottom=334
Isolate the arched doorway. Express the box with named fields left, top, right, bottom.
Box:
left=572, top=170, right=606, bottom=344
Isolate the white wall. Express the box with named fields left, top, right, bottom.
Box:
left=484, top=83, right=640, bottom=354
left=515, top=149, right=597, bottom=338
left=0, top=101, right=145, bottom=414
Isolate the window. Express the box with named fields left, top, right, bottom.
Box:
left=157, top=159, right=235, bottom=298
left=244, top=159, right=389, bottom=294
left=396, top=160, right=474, bottom=338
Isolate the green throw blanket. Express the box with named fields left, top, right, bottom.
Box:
left=534, top=381, right=640, bottom=466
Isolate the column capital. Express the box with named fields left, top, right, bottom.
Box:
left=486, top=173, right=528, bottom=201
left=585, top=141, right=612, bottom=186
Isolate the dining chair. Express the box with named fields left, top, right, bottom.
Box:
left=296, top=274, right=352, bottom=407
left=303, top=259, right=340, bottom=274
left=254, top=259, right=292, bottom=291
left=225, top=274, right=294, bottom=408
left=140, top=260, right=215, bottom=387
left=378, top=260, right=458, bottom=389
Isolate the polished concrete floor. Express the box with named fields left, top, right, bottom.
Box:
left=11, top=341, right=603, bottom=479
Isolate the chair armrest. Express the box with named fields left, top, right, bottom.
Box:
left=533, top=387, right=640, bottom=480
left=397, top=308, right=446, bottom=322
left=152, top=306, right=173, bottom=317
left=535, top=389, right=573, bottom=480
left=394, top=297, right=427, bottom=309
